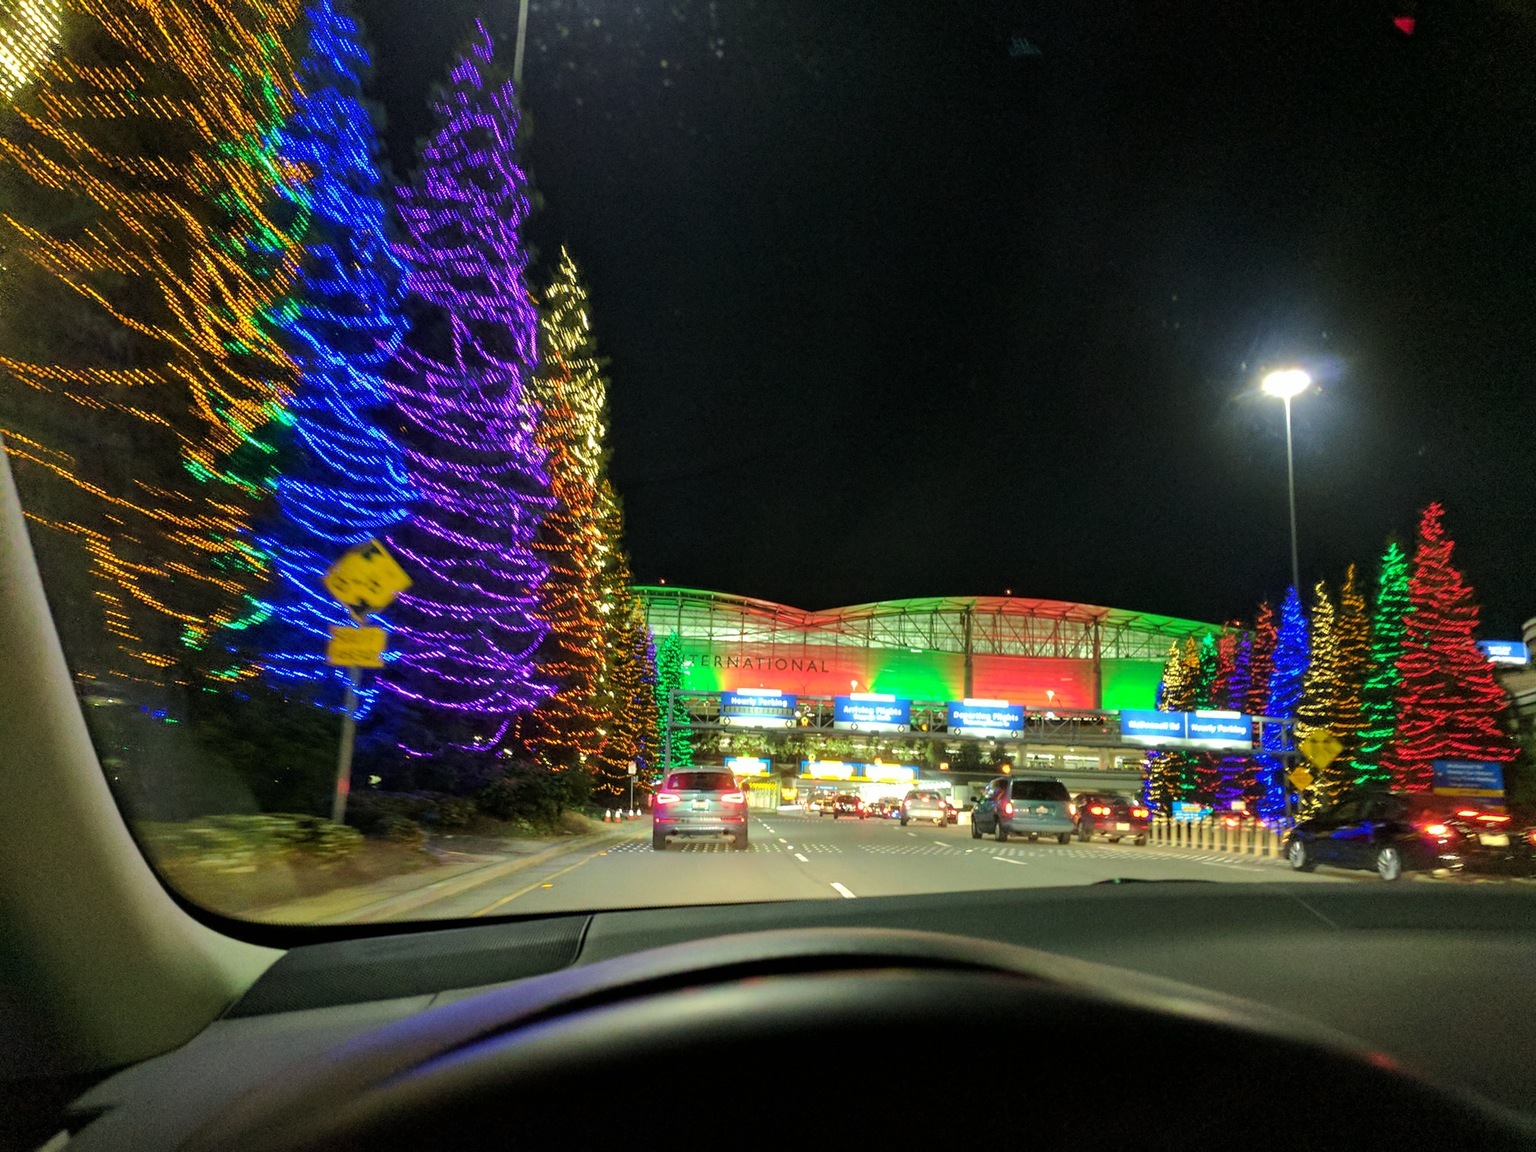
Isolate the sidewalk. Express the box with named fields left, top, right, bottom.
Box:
left=251, top=819, right=645, bottom=926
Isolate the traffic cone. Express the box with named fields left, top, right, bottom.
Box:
left=604, top=809, right=612, bottom=823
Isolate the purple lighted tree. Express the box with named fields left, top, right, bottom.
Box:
left=378, top=23, right=551, bottom=752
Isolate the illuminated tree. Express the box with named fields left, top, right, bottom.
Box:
left=1333, top=563, right=1370, bottom=784
left=0, top=0, right=305, bottom=674
left=1145, top=636, right=1199, bottom=812
left=1355, top=541, right=1410, bottom=786
left=592, top=598, right=660, bottom=808
left=653, top=630, right=694, bottom=768
left=1246, top=600, right=1276, bottom=718
left=1256, top=586, right=1307, bottom=821
left=524, top=248, right=610, bottom=770
left=256, top=0, right=411, bottom=704
left=1296, top=580, right=1344, bottom=804
left=379, top=23, right=551, bottom=751
left=1381, top=503, right=1516, bottom=790
left=1214, top=624, right=1254, bottom=809
left=1191, top=630, right=1221, bottom=802
left=0, top=0, right=62, bottom=103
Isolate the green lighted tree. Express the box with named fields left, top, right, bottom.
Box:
left=653, top=631, right=694, bottom=769
left=1355, top=541, right=1410, bottom=786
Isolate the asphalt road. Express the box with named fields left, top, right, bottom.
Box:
left=399, top=808, right=1349, bottom=921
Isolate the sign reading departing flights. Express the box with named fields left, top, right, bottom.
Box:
left=324, top=540, right=412, bottom=611
left=947, top=699, right=1025, bottom=736
left=326, top=625, right=387, bottom=668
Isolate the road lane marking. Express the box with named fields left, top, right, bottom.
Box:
left=778, top=838, right=788, bottom=843
left=830, top=882, right=856, bottom=899
left=992, top=857, right=1029, bottom=867
left=794, top=853, right=809, bottom=862
left=471, top=850, right=604, bottom=916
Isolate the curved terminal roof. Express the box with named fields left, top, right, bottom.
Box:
left=635, top=586, right=1219, bottom=662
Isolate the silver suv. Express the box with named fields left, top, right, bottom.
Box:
left=901, top=789, right=949, bottom=827
left=971, top=777, right=1076, bottom=844
left=653, top=769, right=749, bottom=850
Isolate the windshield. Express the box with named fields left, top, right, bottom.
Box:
left=1, top=0, right=1531, bottom=926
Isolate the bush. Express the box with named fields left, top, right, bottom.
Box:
left=137, top=814, right=364, bottom=873
left=476, top=764, right=592, bottom=829
left=346, top=790, right=478, bottom=839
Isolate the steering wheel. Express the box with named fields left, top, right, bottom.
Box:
left=178, top=928, right=1535, bottom=1151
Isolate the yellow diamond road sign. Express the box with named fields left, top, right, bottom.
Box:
left=324, top=540, right=412, bottom=610
left=327, top=625, right=387, bottom=668
left=1298, top=728, right=1344, bottom=770
left=1288, top=765, right=1315, bottom=792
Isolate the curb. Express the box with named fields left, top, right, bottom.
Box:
left=260, top=822, right=644, bottom=925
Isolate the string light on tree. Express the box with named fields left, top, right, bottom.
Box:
left=1381, top=503, right=1516, bottom=790
left=257, top=0, right=412, bottom=705
left=1257, top=586, right=1308, bottom=821
left=380, top=22, right=551, bottom=748
left=1355, top=541, right=1410, bottom=786
left=0, top=0, right=62, bottom=102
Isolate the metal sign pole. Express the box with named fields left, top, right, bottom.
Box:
left=331, top=607, right=365, bottom=826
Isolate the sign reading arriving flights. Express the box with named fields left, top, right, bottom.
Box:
left=324, top=540, right=412, bottom=610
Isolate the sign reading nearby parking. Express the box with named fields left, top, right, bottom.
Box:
left=1120, top=710, right=1254, bottom=751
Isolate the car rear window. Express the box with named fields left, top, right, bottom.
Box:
left=665, top=772, right=736, bottom=792
left=1011, top=780, right=1070, bottom=802
left=911, top=791, right=942, bottom=802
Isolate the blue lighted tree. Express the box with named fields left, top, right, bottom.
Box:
left=256, top=0, right=412, bottom=707
left=1256, top=586, right=1309, bottom=821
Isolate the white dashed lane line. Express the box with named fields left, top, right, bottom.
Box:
left=993, top=857, right=1030, bottom=867
left=831, top=882, right=857, bottom=899
left=794, top=853, right=809, bottom=862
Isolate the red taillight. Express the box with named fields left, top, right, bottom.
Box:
left=1131, top=807, right=1148, bottom=819
left=656, top=792, right=681, bottom=805
left=721, top=792, right=744, bottom=803
left=1003, top=801, right=1014, bottom=817
left=1457, top=809, right=1480, bottom=817
left=1423, top=823, right=1450, bottom=837
left=1478, top=813, right=1510, bottom=823
left=1090, top=805, right=1110, bottom=816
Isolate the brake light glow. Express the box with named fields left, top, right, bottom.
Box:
left=1003, top=801, right=1014, bottom=817
left=1423, top=823, right=1450, bottom=837
left=1478, top=814, right=1510, bottom=823
left=1131, top=807, right=1148, bottom=819
left=1090, top=805, right=1110, bottom=816
left=721, top=792, right=745, bottom=803
left=656, top=792, right=681, bottom=805
left=1457, top=810, right=1479, bottom=817
left=1067, top=802, right=1077, bottom=817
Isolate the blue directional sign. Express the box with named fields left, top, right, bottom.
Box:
left=1186, top=712, right=1253, bottom=749
left=1120, top=710, right=1187, bottom=744
left=834, top=693, right=911, bottom=731
left=720, top=689, right=797, bottom=727
left=1431, top=759, right=1506, bottom=800
left=1477, top=640, right=1530, bottom=666
left=1121, top=710, right=1254, bottom=751
left=947, top=699, right=1025, bottom=736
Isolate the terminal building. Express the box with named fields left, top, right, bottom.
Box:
left=635, top=586, right=1223, bottom=799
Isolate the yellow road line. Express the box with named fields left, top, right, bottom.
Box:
left=470, top=846, right=609, bottom=917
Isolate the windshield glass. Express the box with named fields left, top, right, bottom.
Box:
left=1, top=0, right=1531, bottom=925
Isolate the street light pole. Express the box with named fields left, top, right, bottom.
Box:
left=1281, top=394, right=1301, bottom=595
left=513, top=0, right=531, bottom=87
left=1261, top=367, right=1311, bottom=828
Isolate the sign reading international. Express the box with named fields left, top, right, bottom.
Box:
left=720, top=688, right=797, bottom=728
left=947, top=699, right=1025, bottom=737
left=834, top=693, right=911, bottom=731
left=1120, top=710, right=1254, bottom=751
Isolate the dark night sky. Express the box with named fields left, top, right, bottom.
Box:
left=357, top=0, right=1536, bottom=635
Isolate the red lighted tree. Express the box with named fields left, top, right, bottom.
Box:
left=1382, top=503, right=1516, bottom=791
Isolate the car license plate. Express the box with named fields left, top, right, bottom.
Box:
left=693, top=800, right=707, bottom=810
left=1115, top=822, right=1130, bottom=831
left=1479, top=833, right=1510, bottom=847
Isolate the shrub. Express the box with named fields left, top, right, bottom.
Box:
left=346, top=790, right=478, bottom=838
left=137, top=814, right=364, bottom=873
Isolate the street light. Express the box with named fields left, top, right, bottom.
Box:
left=1261, top=368, right=1311, bottom=595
